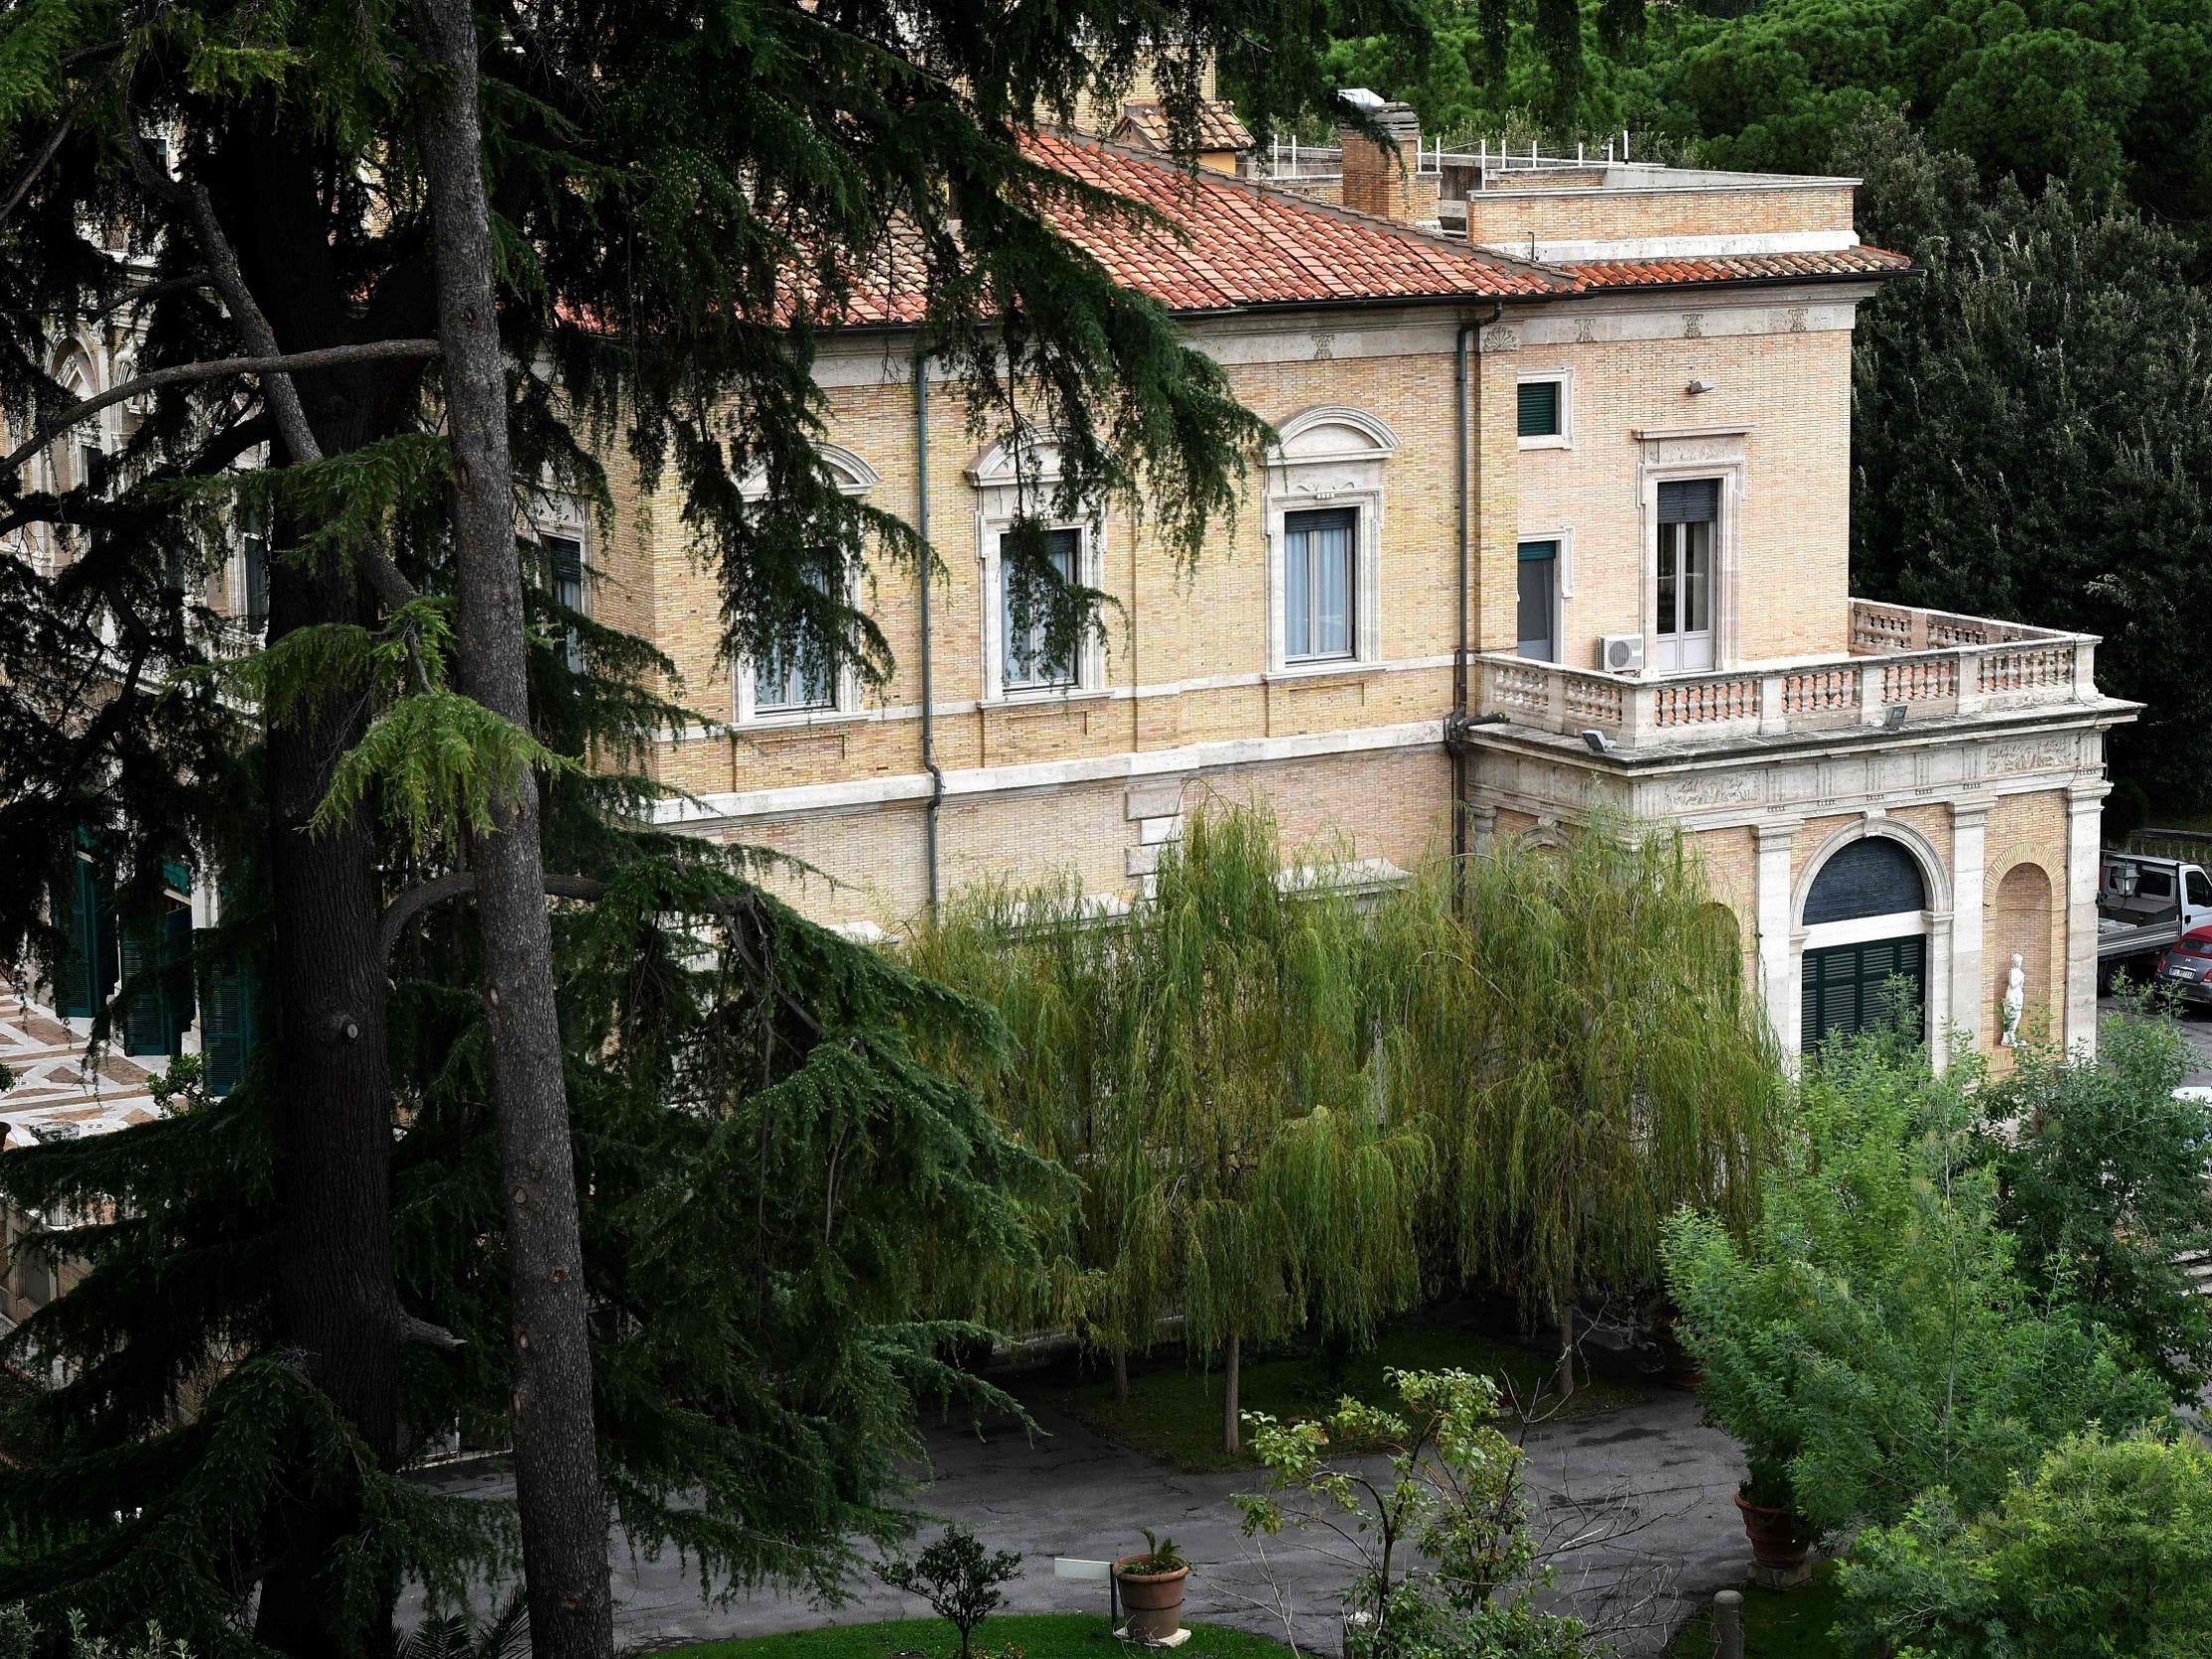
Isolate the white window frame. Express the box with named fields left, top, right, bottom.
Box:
left=1516, top=367, right=1573, bottom=451
left=1279, top=506, right=1361, bottom=665
left=1637, top=443, right=1746, bottom=676
left=1263, top=406, right=1396, bottom=676
left=970, top=429, right=1107, bottom=706
left=731, top=445, right=878, bottom=726
left=1514, top=531, right=1570, bottom=664
left=525, top=495, right=591, bottom=675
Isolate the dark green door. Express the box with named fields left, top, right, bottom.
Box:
left=1802, top=935, right=1926, bottom=1047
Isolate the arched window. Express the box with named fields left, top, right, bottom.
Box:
left=1801, top=835, right=1931, bottom=1047
left=1804, top=837, right=1926, bottom=925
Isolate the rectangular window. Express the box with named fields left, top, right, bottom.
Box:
left=1283, top=509, right=1356, bottom=662
left=1655, top=479, right=1718, bottom=673
left=1517, top=378, right=1566, bottom=442
left=1516, top=540, right=1559, bottom=663
left=544, top=532, right=586, bottom=673
left=756, top=554, right=839, bottom=714
left=1001, top=526, right=1082, bottom=691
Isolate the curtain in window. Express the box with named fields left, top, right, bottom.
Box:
left=1285, top=510, right=1354, bottom=660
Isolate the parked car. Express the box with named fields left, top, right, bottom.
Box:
left=2155, top=928, right=2212, bottom=1009
left=2100, top=854, right=2212, bottom=968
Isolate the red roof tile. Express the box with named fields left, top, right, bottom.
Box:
left=1557, top=247, right=1913, bottom=290
left=1022, top=131, right=1561, bottom=310
left=807, top=137, right=1911, bottom=327
left=1113, top=101, right=1257, bottom=155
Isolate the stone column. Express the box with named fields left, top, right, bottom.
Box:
left=1948, top=797, right=1992, bottom=1059
left=1755, top=818, right=1803, bottom=1060
left=2065, top=781, right=2109, bottom=1056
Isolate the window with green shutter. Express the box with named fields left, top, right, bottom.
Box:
left=1517, top=378, right=1562, bottom=439
left=1802, top=935, right=1927, bottom=1047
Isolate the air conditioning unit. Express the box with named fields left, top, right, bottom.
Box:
left=1600, top=633, right=1646, bottom=674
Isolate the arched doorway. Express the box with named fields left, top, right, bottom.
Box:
left=1800, top=836, right=1930, bottom=1046
left=1991, top=863, right=2055, bottom=1048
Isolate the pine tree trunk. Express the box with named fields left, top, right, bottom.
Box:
left=413, top=2, right=612, bottom=1655
left=1222, top=1333, right=1241, bottom=1454
left=253, top=564, right=405, bottom=1657
left=204, top=130, right=410, bottom=1659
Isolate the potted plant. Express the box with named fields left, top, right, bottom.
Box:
left=1114, top=1530, right=1191, bottom=1642
left=1731, top=1457, right=1814, bottom=1583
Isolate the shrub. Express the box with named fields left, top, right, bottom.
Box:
left=1982, top=1004, right=2212, bottom=1399
left=1836, top=1431, right=2212, bottom=1658
left=1661, top=1031, right=2166, bottom=1534
left=1235, top=1369, right=1605, bottom=1659
left=879, top=1525, right=1023, bottom=1659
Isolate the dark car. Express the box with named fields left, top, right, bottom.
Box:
left=2155, top=926, right=2212, bottom=1008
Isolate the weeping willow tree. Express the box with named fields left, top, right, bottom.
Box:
left=910, top=807, right=1433, bottom=1453
left=1370, top=824, right=1779, bottom=1388
left=911, top=806, right=1778, bottom=1435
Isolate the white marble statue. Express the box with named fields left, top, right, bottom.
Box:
left=2000, top=952, right=2026, bottom=1048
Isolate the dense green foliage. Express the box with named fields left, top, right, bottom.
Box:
left=1661, top=1028, right=2166, bottom=1531
left=1841, top=110, right=2212, bottom=807
left=1836, top=1432, right=2212, bottom=1659
left=1981, top=1005, right=2212, bottom=1400
left=0, top=0, right=1421, bottom=1651
left=912, top=807, right=1778, bottom=1379
left=1314, top=0, right=2212, bottom=231
left=1237, top=1369, right=1605, bottom=1659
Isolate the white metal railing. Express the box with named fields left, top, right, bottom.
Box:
left=1477, top=599, right=2101, bottom=749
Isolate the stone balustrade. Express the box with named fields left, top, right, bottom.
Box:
left=1478, top=599, right=2100, bottom=749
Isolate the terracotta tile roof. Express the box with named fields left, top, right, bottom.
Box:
left=1556, top=246, right=1913, bottom=290
left=1113, top=100, right=1256, bottom=155
left=789, top=136, right=1909, bottom=328
left=1015, top=131, right=1561, bottom=311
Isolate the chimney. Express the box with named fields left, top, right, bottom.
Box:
left=1339, top=97, right=1423, bottom=223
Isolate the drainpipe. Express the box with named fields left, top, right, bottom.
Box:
left=916, top=352, right=945, bottom=919
left=1447, top=302, right=1505, bottom=880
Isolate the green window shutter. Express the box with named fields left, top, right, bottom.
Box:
left=199, top=946, right=257, bottom=1097
left=1803, top=936, right=1928, bottom=1047
left=57, top=856, right=117, bottom=1020
left=121, top=904, right=193, bottom=1058
left=1517, top=379, right=1560, bottom=439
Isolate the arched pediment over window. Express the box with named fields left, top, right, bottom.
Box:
left=967, top=428, right=1067, bottom=491
left=735, top=443, right=881, bottom=504
left=1269, top=406, right=1401, bottom=467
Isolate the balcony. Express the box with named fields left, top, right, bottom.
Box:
left=1476, top=600, right=2102, bottom=752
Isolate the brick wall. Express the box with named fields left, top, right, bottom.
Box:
left=1513, top=322, right=1854, bottom=668
left=1463, top=183, right=1856, bottom=251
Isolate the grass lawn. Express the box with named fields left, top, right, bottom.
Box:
left=664, top=1613, right=1292, bottom=1659
left=1664, top=1566, right=1844, bottom=1659
left=1031, top=1315, right=1644, bottom=1473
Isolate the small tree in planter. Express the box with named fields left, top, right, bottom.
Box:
left=880, top=1526, right=1023, bottom=1659
left=1113, top=1531, right=1192, bottom=1643
left=1233, top=1368, right=1603, bottom=1659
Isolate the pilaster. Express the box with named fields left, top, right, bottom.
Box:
left=2065, top=781, right=2109, bottom=1056
left=1755, top=818, right=1803, bottom=1059
left=1948, top=798, right=1992, bottom=1057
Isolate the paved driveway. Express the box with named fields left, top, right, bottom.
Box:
left=2098, top=994, right=2212, bottom=1085
left=418, top=1383, right=1748, bottom=1658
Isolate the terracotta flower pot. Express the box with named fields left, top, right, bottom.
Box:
left=1734, top=1492, right=1814, bottom=1571
left=1114, top=1556, right=1191, bottom=1643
